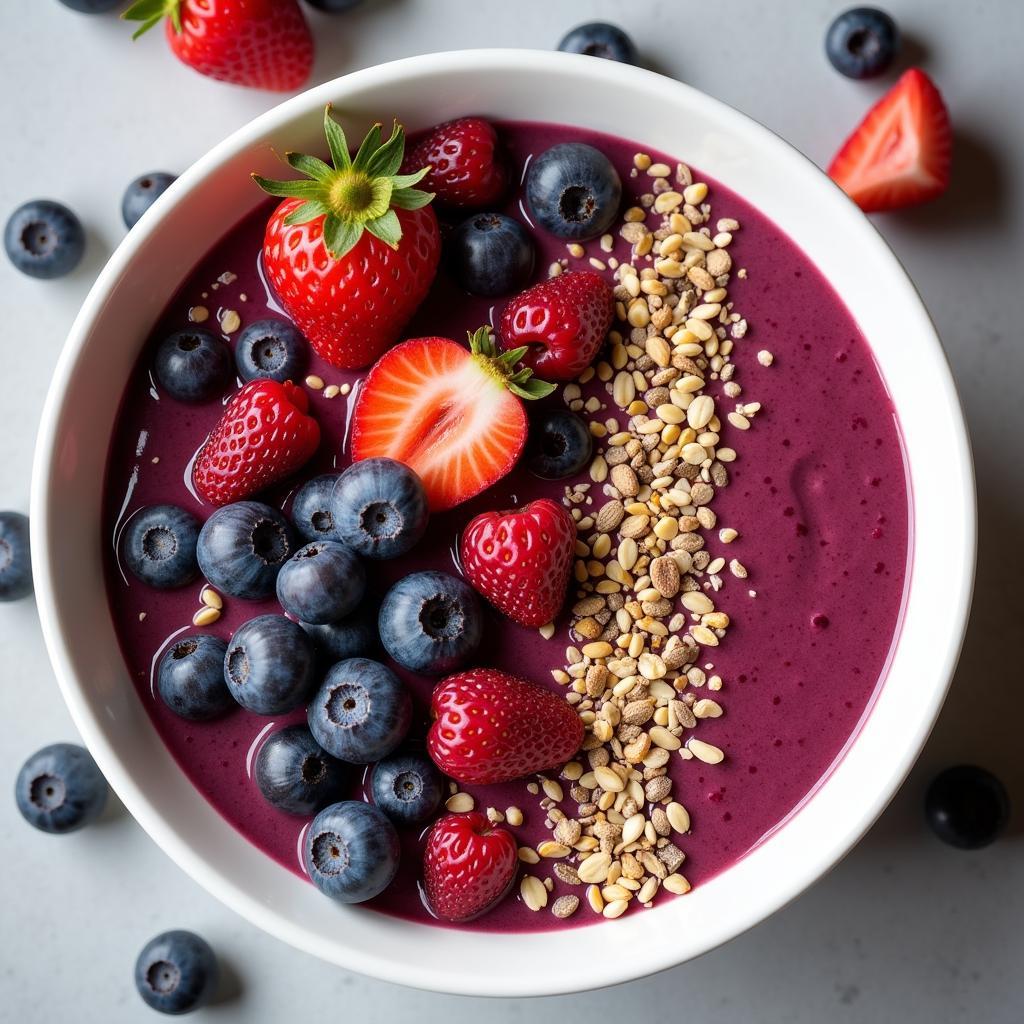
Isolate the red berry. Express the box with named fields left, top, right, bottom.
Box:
left=460, top=499, right=576, bottom=628
left=423, top=812, right=518, bottom=922
left=428, top=668, right=584, bottom=785
left=192, top=379, right=320, bottom=506
left=498, top=270, right=614, bottom=381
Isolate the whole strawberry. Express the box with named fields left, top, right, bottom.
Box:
left=423, top=812, right=518, bottom=922
left=499, top=270, right=613, bottom=381
left=253, top=107, right=441, bottom=370
left=123, top=0, right=313, bottom=92
left=192, top=379, right=320, bottom=506
left=402, top=117, right=508, bottom=209
left=428, top=669, right=584, bottom=785
left=460, top=499, right=575, bottom=628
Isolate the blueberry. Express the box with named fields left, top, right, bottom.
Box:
left=0, top=511, right=32, bottom=601
left=234, top=318, right=308, bottom=384
left=307, top=658, right=411, bottom=763
left=825, top=7, right=900, bottom=79
left=224, top=614, right=316, bottom=715
left=290, top=474, right=340, bottom=543
left=58, top=0, right=123, bottom=11
left=526, top=143, right=622, bottom=242
left=196, top=501, right=296, bottom=600
left=332, top=458, right=429, bottom=560
left=4, top=200, right=85, bottom=279
left=122, top=172, right=176, bottom=229
left=134, top=929, right=218, bottom=1015
left=254, top=725, right=348, bottom=816
left=526, top=410, right=593, bottom=479
left=925, top=765, right=1010, bottom=850
left=557, top=22, right=638, bottom=65
left=156, top=634, right=234, bottom=722
left=275, top=540, right=366, bottom=625
left=154, top=328, right=232, bottom=404
left=303, top=0, right=365, bottom=10
left=300, top=607, right=378, bottom=662
left=378, top=571, right=483, bottom=674
left=304, top=801, right=399, bottom=903
left=449, top=213, right=535, bottom=297
left=372, top=752, right=444, bottom=826
left=15, top=743, right=107, bottom=834
left=122, top=505, right=200, bottom=590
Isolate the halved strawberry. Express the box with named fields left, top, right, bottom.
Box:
left=350, top=328, right=553, bottom=511
left=828, top=68, right=952, bottom=213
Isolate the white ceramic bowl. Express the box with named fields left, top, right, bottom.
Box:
left=31, top=50, right=974, bottom=996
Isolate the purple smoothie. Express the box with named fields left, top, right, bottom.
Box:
left=102, top=120, right=910, bottom=932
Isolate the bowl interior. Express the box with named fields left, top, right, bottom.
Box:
left=31, top=50, right=974, bottom=996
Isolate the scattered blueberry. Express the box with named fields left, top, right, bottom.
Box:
left=307, top=658, right=411, bottom=763
left=122, top=505, right=200, bottom=589
left=925, top=765, right=1010, bottom=850
left=303, top=0, right=365, bottom=10
left=122, top=172, right=176, bottom=229
left=196, top=501, right=296, bottom=600
left=378, top=571, right=482, bottom=674
left=58, top=0, right=123, bottom=11
left=304, top=801, right=400, bottom=903
left=254, top=725, right=347, bottom=816
left=526, top=142, right=622, bottom=241
left=224, top=614, right=316, bottom=715
left=134, top=929, right=218, bottom=1015
left=234, top=318, right=308, bottom=384
left=825, top=7, right=900, bottom=79
left=15, top=743, right=107, bottom=834
left=449, top=213, right=535, bottom=297
left=331, top=458, right=429, bottom=560
left=557, top=22, right=638, bottom=65
left=526, top=410, right=593, bottom=479
left=4, top=200, right=85, bottom=279
left=372, top=752, right=444, bottom=826
left=154, top=328, right=232, bottom=404
left=290, top=474, right=341, bottom=543
left=275, top=540, right=366, bottom=625
left=0, top=511, right=32, bottom=601
left=300, top=607, right=378, bottom=662
left=156, top=634, right=234, bottom=722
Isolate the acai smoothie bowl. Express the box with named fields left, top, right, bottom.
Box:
left=31, top=51, right=974, bottom=995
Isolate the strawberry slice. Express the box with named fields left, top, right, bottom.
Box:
left=828, top=68, right=952, bottom=213
left=350, top=328, right=553, bottom=512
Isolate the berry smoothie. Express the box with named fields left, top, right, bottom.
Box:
left=103, top=120, right=909, bottom=931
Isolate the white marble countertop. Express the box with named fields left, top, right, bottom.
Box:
left=1, top=1, right=1021, bottom=1020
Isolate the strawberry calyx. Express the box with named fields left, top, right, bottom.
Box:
left=252, top=106, right=435, bottom=259
left=122, top=0, right=183, bottom=39
left=466, top=326, right=555, bottom=401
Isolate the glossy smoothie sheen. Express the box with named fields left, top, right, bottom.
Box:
left=102, top=120, right=910, bottom=932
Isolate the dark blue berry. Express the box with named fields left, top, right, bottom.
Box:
left=4, top=200, right=85, bottom=279
left=307, top=658, right=411, bottom=763
left=122, top=505, right=200, bottom=589
left=275, top=540, right=366, bottom=625
left=254, top=725, right=347, bottom=816
left=304, top=801, right=399, bottom=903
left=303, top=0, right=365, bottom=10
left=224, top=614, right=316, bottom=715
left=154, top=328, right=231, bottom=404
left=926, top=765, right=1010, bottom=850
left=372, top=752, right=444, bottom=826
left=449, top=213, right=534, bottom=297
left=234, top=318, right=308, bottom=384
left=156, top=634, right=234, bottom=722
left=122, top=172, right=176, bottom=229
left=300, top=607, right=377, bottom=662
left=15, top=743, right=107, bottom=834
left=197, top=501, right=295, bottom=600
left=526, top=143, right=622, bottom=241
left=0, top=511, right=32, bottom=601
left=290, top=474, right=341, bottom=543
left=825, top=7, right=900, bottom=79
left=378, top=571, right=482, bottom=674
left=526, top=410, right=593, bottom=479
left=331, top=457, right=429, bottom=560
left=58, top=0, right=123, bottom=10
left=558, top=22, right=638, bottom=64
left=134, top=930, right=218, bottom=1015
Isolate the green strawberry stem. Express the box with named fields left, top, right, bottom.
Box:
left=251, top=106, right=434, bottom=259
left=467, top=327, right=556, bottom=401
left=122, top=0, right=182, bottom=39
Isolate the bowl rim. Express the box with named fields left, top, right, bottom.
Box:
left=30, top=48, right=976, bottom=996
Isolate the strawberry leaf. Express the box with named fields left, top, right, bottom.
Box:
left=285, top=152, right=334, bottom=182
left=250, top=176, right=325, bottom=200
left=322, top=105, right=352, bottom=171
left=365, top=209, right=402, bottom=249
left=122, top=0, right=181, bottom=39
left=508, top=378, right=557, bottom=400
left=391, top=187, right=435, bottom=211
left=322, top=216, right=363, bottom=260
